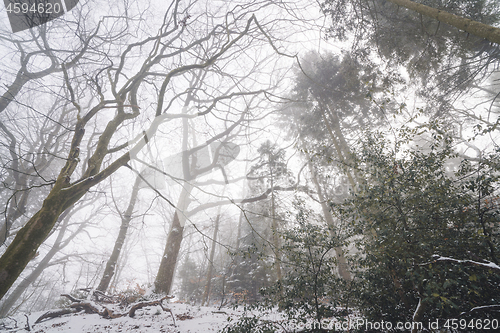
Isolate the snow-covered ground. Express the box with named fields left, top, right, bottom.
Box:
left=0, top=303, right=286, bottom=333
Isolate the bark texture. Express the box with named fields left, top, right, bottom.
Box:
left=0, top=188, right=70, bottom=301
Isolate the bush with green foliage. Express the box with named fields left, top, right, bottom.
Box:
left=220, top=314, right=278, bottom=333
left=261, top=201, right=350, bottom=325
left=334, top=128, right=500, bottom=327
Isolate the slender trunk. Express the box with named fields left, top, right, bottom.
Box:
left=109, top=247, right=127, bottom=294
left=411, top=298, right=427, bottom=333
left=97, top=176, right=142, bottom=292
left=307, top=159, right=351, bottom=281
left=322, top=107, right=378, bottom=239
left=234, top=162, right=249, bottom=260
left=270, top=173, right=282, bottom=282
left=201, top=213, right=221, bottom=306
left=1, top=184, right=30, bottom=245
left=154, top=109, right=193, bottom=295
left=202, top=187, right=226, bottom=305
left=235, top=209, right=244, bottom=252
left=320, top=110, right=356, bottom=189
left=386, top=0, right=500, bottom=45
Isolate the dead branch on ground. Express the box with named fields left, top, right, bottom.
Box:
left=35, top=294, right=176, bottom=325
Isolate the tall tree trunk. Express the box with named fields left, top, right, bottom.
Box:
left=386, top=0, right=500, bottom=45
left=307, top=158, right=351, bottom=281
left=201, top=212, right=221, bottom=306
left=154, top=109, right=194, bottom=295
left=97, top=176, right=142, bottom=293
left=320, top=110, right=357, bottom=189
left=321, top=106, right=377, bottom=239
left=234, top=162, right=249, bottom=256
left=230, top=178, right=247, bottom=287
left=235, top=209, right=244, bottom=253
left=154, top=212, right=184, bottom=295
left=0, top=152, right=131, bottom=301
left=154, top=185, right=192, bottom=295
left=270, top=173, right=282, bottom=282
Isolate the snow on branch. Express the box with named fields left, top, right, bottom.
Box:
left=461, top=304, right=500, bottom=316
left=421, top=255, right=500, bottom=272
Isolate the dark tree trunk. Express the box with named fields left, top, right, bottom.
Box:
left=0, top=189, right=72, bottom=301
left=154, top=114, right=192, bottom=296
left=0, top=209, right=75, bottom=317
left=154, top=211, right=185, bottom=295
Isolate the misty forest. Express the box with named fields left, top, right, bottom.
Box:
left=1, top=0, right=500, bottom=332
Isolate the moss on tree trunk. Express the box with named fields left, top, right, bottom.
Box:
left=0, top=190, right=68, bottom=300
left=387, top=0, right=500, bottom=45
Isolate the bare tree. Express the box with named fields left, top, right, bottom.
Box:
left=0, top=0, right=303, bottom=301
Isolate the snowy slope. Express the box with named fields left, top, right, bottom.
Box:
left=1, top=303, right=253, bottom=333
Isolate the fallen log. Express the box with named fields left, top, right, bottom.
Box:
left=35, top=294, right=176, bottom=325
left=35, top=308, right=78, bottom=324
left=129, top=299, right=176, bottom=325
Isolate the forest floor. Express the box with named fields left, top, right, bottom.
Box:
left=0, top=302, right=289, bottom=333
